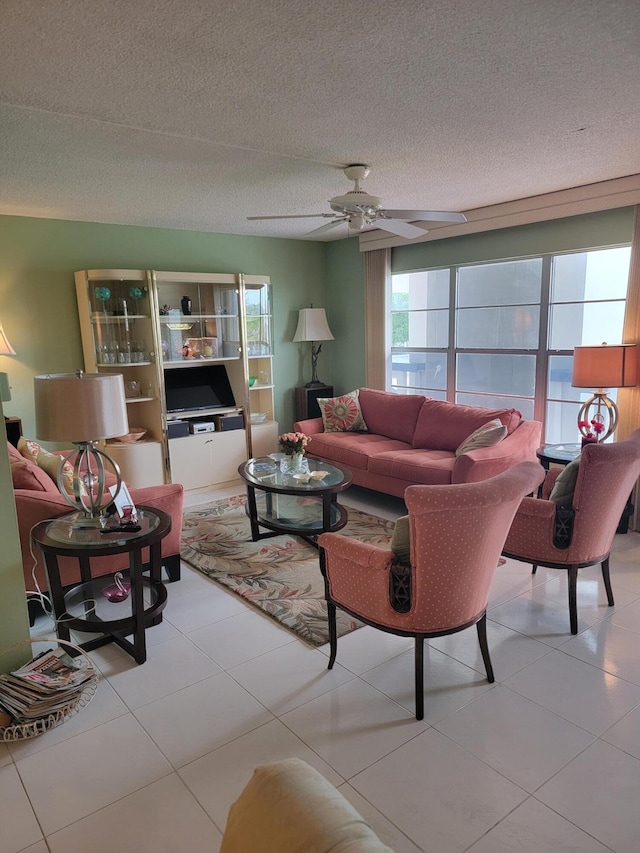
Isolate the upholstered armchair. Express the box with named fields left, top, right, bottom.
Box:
left=503, top=428, right=640, bottom=634
left=318, top=462, right=543, bottom=720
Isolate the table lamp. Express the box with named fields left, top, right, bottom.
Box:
left=571, top=343, right=638, bottom=442
left=293, top=308, right=334, bottom=387
left=34, top=371, right=129, bottom=524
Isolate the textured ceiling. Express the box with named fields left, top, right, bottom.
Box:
left=1, top=0, right=639, bottom=241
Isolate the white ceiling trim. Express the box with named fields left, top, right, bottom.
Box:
left=358, top=174, right=640, bottom=252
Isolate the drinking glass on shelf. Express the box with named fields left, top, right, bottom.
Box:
left=118, top=341, right=131, bottom=363
left=131, top=340, right=145, bottom=362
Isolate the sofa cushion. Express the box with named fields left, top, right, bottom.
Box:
left=308, top=431, right=410, bottom=470
left=317, top=389, right=368, bottom=433
left=549, top=456, right=581, bottom=507
left=18, top=437, right=76, bottom=494
left=412, top=399, right=522, bottom=452
left=455, top=418, right=508, bottom=457
left=10, top=456, right=59, bottom=492
left=368, top=448, right=456, bottom=485
left=391, top=515, right=411, bottom=563
left=358, top=388, right=427, bottom=444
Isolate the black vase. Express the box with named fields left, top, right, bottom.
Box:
left=181, top=296, right=192, bottom=315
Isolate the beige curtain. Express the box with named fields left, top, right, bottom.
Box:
left=617, top=204, right=640, bottom=530
left=364, top=248, right=390, bottom=389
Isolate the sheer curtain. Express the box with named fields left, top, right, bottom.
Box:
left=617, top=204, right=640, bottom=530
left=364, top=248, right=390, bottom=389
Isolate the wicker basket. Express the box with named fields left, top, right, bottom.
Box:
left=0, top=637, right=98, bottom=742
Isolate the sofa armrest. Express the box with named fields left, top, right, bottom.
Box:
left=452, top=419, right=542, bottom=483
left=294, top=417, right=324, bottom=435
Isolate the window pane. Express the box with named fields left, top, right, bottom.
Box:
left=392, top=309, right=448, bottom=348
left=545, top=400, right=583, bottom=444
left=457, top=353, right=536, bottom=397
left=547, top=355, right=581, bottom=403
left=391, top=352, right=446, bottom=391
left=457, top=259, right=542, bottom=307
left=551, top=248, right=631, bottom=302
left=456, top=391, right=534, bottom=419
left=548, top=302, right=625, bottom=349
left=392, top=270, right=449, bottom=310
left=457, top=306, right=539, bottom=348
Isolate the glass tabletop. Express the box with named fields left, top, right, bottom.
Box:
left=254, top=492, right=344, bottom=533
left=241, top=456, right=349, bottom=492
left=537, top=443, right=582, bottom=463
left=64, top=574, right=159, bottom=625
left=45, top=508, right=160, bottom=547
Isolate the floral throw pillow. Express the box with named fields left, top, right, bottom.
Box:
left=317, top=390, right=368, bottom=433
left=18, top=437, right=77, bottom=494
left=455, top=418, right=508, bottom=457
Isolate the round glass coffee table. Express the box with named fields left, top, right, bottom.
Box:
left=238, top=456, right=353, bottom=545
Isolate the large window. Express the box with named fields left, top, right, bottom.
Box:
left=390, top=246, right=631, bottom=442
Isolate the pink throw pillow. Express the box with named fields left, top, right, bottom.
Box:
left=317, top=390, right=368, bottom=433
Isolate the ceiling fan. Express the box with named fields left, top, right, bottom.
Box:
left=247, top=164, right=467, bottom=238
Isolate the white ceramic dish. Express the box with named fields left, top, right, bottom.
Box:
left=251, top=412, right=267, bottom=423
left=293, top=472, right=312, bottom=482
left=309, top=470, right=329, bottom=480
left=115, top=429, right=147, bottom=443
left=269, top=452, right=286, bottom=462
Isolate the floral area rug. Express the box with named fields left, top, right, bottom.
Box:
left=180, top=494, right=395, bottom=646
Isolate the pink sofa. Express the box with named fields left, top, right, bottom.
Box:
left=295, top=388, right=542, bottom=498
left=7, top=441, right=184, bottom=623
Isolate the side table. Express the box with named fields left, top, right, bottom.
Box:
left=31, top=506, right=171, bottom=664
left=295, top=385, right=333, bottom=421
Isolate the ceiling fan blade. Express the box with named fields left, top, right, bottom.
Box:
left=306, top=219, right=349, bottom=237
left=247, top=213, right=334, bottom=221
left=374, top=219, right=426, bottom=239
left=383, top=210, right=467, bottom=223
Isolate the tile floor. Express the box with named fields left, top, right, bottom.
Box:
left=2, top=484, right=640, bottom=852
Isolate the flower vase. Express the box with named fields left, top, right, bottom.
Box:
left=281, top=452, right=308, bottom=474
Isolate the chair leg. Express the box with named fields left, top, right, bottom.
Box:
left=531, top=564, right=537, bottom=575
left=601, top=557, right=615, bottom=607
left=476, top=613, right=494, bottom=683
left=568, top=565, right=579, bottom=634
left=327, top=600, right=337, bottom=670
left=164, top=554, right=181, bottom=583
left=414, top=637, right=424, bottom=721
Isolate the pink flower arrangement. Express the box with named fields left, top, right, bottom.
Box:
left=578, top=419, right=606, bottom=441
left=279, top=431, right=311, bottom=454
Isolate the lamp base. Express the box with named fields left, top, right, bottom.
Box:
left=577, top=391, right=618, bottom=443
left=304, top=380, right=327, bottom=388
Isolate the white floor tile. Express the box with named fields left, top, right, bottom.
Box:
left=0, top=764, right=42, bottom=853
left=607, top=595, right=640, bottom=633
left=601, top=704, right=640, bottom=760
left=537, top=739, right=640, bottom=853
left=434, top=685, right=595, bottom=791
left=46, top=773, right=222, bottom=853
left=0, top=741, right=11, bottom=767
left=18, top=843, right=50, bottom=853
left=467, top=796, right=611, bottom=852
left=281, top=679, right=427, bottom=779
left=187, top=608, right=295, bottom=669
left=561, top=620, right=640, bottom=685
left=489, top=589, right=603, bottom=647
left=316, top=625, right=414, bottom=675
left=361, top=643, right=494, bottom=722
left=98, top=635, right=222, bottom=709
left=337, top=784, right=424, bottom=853
left=163, top=583, right=247, bottom=632
left=179, top=718, right=343, bottom=829
left=428, top=618, right=552, bottom=680
left=504, top=649, right=640, bottom=735
left=14, top=715, right=171, bottom=835
left=350, top=728, right=527, bottom=852
left=135, top=672, right=273, bottom=767
left=228, top=640, right=356, bottom=715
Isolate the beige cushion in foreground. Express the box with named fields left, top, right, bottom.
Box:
left=220, top=758, right=394, bottom=853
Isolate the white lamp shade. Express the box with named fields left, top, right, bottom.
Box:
left=0, top=323, right=16, bottom=356
left=293, top=308, right=334, bottom=343
left=35, top=372, right=129, bottom=443
left=572, top=343, right=638, bottom=389
left=0, top=371, right=11, bottom=402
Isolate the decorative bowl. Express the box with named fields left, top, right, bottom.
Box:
left=115, top=429, right=147, bottom=443
left=250, top=412, right=267, bottom=423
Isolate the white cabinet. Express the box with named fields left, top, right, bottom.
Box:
left=75, top=269, right=277, bottom=492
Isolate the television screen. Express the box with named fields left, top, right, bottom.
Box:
left=164, top=365, right=236, bottom=413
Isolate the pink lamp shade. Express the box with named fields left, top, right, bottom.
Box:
left=34, top=372, right=129, bottom=443
left=572, top=344, right=638, bottom=390
left=0, top=322, right=16, bottom=356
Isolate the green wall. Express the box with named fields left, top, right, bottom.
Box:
left=393, top=208, right=635, bottom=272
left=325, top=235, right=367, bottom=394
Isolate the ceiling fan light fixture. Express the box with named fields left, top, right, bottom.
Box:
left=349, top=214, right=366, bottom=231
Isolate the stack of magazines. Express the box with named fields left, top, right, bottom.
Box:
left=0, top=647, right=95, bottom=725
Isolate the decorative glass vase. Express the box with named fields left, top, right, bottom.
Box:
left=280, top=452, right=308, bottom=475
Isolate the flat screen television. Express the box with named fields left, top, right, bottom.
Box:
left=164, top=365, right=236, bottom=413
